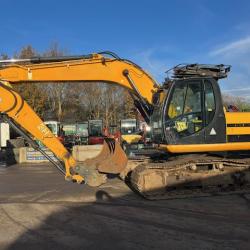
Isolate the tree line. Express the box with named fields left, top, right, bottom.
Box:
left=1, top=44, right=250, bottom=127
left=222, top=94, right=250, bottom=111
left=1, top=44, right=136, bottom=126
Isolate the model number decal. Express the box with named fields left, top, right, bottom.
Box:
left=37, top=123, right=52, bottom=137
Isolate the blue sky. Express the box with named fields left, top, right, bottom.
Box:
left=1, top=0, right=250, bottom=97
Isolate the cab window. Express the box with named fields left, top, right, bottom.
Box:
left=168, top=83, right=187, bottom=119
left=204, top=80, right=215, bottom=125
left=166, top=81, right=203, bottom=137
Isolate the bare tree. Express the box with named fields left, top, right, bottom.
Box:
left=4, top=44, right=138, bottom=124
left=42, top=43, right=69, bottom=121
left=12, top=45, right=47, bottom=117
left=222, top=94, right=250, bottom=111
left=0, top=54, right=8, bottom=60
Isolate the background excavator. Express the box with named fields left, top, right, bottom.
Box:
left=0, top=51, right=250, bottom=199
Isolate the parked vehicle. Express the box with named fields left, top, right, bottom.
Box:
left=44, top=121, right=65, bottom=144
left=88, top=120, right=104, bottom=145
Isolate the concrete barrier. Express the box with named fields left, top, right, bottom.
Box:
left=72, top=145, right=102, bottom=162
left=18, top=147, right=58, bottom=163
left=6, top=145, right=103, bottom=164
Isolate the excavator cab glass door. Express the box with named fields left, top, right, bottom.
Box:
left=164, top=80, right=205, bottom=144
left=162, top=78, right=226, bottom=145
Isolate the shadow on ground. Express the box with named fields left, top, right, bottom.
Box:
left=6, top=189, right=250, bottom=250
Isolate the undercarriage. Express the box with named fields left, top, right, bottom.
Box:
left=129, top=153, right=250, bottom=200
left=75, top=140, right=250, bottom=200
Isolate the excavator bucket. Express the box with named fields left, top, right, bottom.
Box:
left=83, top=138, right=128, bottom=174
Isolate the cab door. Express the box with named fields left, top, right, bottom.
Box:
left=163, top=78, right=226, bottom=145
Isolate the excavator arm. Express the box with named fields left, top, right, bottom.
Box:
left=0, top=52, right=159, bottom=185
left=0, top=81, right=84, bottom=183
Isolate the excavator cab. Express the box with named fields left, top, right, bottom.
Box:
left=150, top=64, right=229, bottom=146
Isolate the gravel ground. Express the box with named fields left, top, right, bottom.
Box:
left=0, top=163, right=250, bottom=250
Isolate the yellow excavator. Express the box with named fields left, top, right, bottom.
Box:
left=0, top=51, right=250, bottom=199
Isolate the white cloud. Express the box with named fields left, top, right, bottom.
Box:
left=129, top=36, right=250, bottom=98
left=210, top=36, right=250, bottom=56
left=223, top=87, right=250, bottom=92
left=208, top=36, right=250, bottom=98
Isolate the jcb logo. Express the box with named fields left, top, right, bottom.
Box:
left=37, top=123, right=52, bottom=137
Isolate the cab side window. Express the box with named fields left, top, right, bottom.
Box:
left=205, top=80, right=215, bottom=125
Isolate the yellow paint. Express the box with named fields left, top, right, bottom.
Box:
left=0, top=54, right=157, bottom=104
left=0, top=84, right=78, bottom=180
left=160, top=142, right=250, bottom=153
left=121, top=134, right=142, bottom=144
left=225, top=111, right=250, bottom=135
left=159, top=111, right=250, bottom=154
left=0, top=81, right=13, bottom=88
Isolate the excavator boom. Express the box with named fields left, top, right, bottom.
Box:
left=0, top=52, right=158, bottom=104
